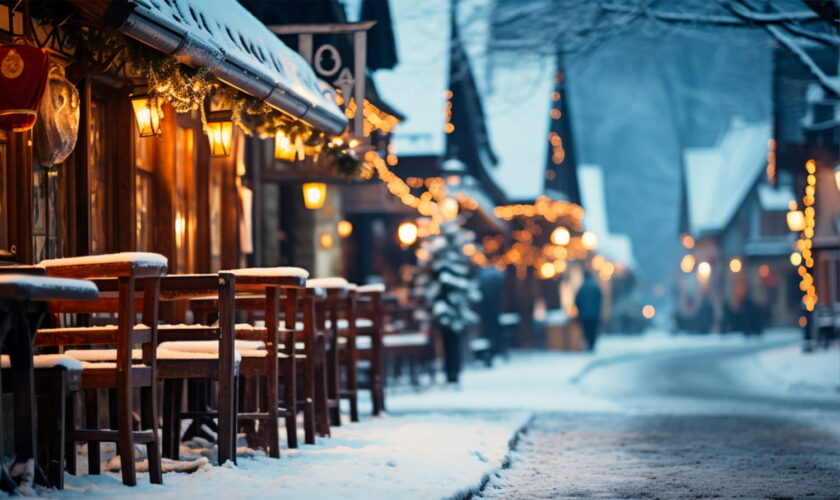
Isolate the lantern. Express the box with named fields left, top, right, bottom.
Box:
left=302, top=183, right=327, bottom=210
left=397, top=222, right=418, bottom=246
left=319, top=232, right=334, bottom=249
left=550, top=227, right=570, bottom=246
left=337, top=220, right=353, bottom=238
left=0, top=45, right=50, bottom=131
left=131, top=94, right=162, bottom=137
left=274, top=130, right=296, bottom=161
left=33, top=66, right=80, bottom=166
left=206, top=120, right=233, bottom=157
left=729, top=258, right=742, bottom=273
left=787, top=210, right=805, bottom=232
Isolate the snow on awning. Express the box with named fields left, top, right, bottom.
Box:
left=757, top=183, right=795, bottom=212
left=106, top=0, right=347, bottom=135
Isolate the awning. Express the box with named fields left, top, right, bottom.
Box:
left=104, top=0, right=347, bottom=135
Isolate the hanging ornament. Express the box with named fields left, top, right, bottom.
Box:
left=33, top=66, right=80, bottom=166
left=0, top=45, right=50, bottom=131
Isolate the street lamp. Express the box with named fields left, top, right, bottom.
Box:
left=130, top=94, right=162, bottom=137
left=302, top=183, right=327, bottom=210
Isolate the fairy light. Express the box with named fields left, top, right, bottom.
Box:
left=799, top=159, right=818, bottom=311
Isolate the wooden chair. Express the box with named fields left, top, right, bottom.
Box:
left=307, top=278, right=356, bottom=426
left=353, top=284, right=386, bottom=415
left=36, top=253, right=167, bottom=487
left=0, top=273, right=98, bottom=492
left=66, top=273, right=239, bottom=466
left=180, top=268, right=306, bottom=458
left=381, top=297, right=436, bottom=386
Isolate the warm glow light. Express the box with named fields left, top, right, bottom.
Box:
left=642, top=305, right=656, bottom=319
left=319, top=232, right=334, bottom=249
left=697, top=261, right=711, bottom=280
left=440, top=198, right=459, bottom=221
left=729, top=258, right=742, bottom=273
left=302, top=183, right=327, bottom=210
left=680, top=254, right=696, bottom=273
left=206, top=120, right=233, bottom=157
left=131, top=96, right=162, bottom=137
left=759, top=264, right=770, bottom=279
left=798, top=316, right=808, bottom=328
left=337, top=220, right=353, bottom=238
left=581, top=231, right=598, bottom=250
left=397, top=222, right=419, bottom=246
left=539, top=262, right=556, bottom=279
left=834, top=164, right=840, bottom=192
left=681, top=234, right=695, bottom=249
left=787, top=210, right=806, bottom=232
left=550, top=226, right=571, bottom=246
left=790, top=252, right=802, bottom=266
left=274, top=131, right=296, bottom=161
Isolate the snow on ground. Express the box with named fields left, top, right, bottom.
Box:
left=731, top=343, right=840, bottom=395
left=21, top=328, right=837, bottom=500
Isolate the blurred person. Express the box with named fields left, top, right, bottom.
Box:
left=575, top=270, right=603, bottom=351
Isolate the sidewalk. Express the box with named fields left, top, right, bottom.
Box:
left=37, top=329, right=836, bottom=500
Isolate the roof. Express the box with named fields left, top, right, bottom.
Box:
left=684, top=118, right=772, bottom=236
left=106, top=0, right=346, bottom=134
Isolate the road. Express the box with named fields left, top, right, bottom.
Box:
left=477, top=341, right=840, bottom=499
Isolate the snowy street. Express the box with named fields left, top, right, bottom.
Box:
left=479, top=336, right=840, bottom=499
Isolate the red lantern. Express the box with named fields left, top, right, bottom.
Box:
left=0, top=45, right=49, bottom=132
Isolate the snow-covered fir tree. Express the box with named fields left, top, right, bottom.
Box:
left=413, top=221, right=482, bottom=334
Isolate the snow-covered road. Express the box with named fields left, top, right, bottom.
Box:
left=478, top=338, right=840, bottom=499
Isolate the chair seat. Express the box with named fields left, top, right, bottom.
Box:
left=35, top=324, right=152, bottom=347
left=64, top=346, right=242, bottom=363
left=0, top=354, right=82, bottom=370
left=338, top=332, right=429, bottom=349
left=223, top=267, right=308, bottom=278
left=0, top=274, right=99, bottom=301
left=306, top=277, right=349, bottom=290
left=162, top=340, right=291, bottom=359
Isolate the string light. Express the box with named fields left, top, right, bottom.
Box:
left=800, top=159, right=818, bottom=311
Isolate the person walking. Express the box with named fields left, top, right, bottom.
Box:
left=575, top=270, right=603, bottom=351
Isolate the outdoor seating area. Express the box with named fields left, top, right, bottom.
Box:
left=0, top=252, right=445, bottom=493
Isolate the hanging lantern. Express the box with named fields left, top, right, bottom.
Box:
left=131, top=93, right=162, bottom=137
left=206, top=120, right=233, bottom=157
left=302, top=182, right=327, bottom=210
left=337, top=220, right=353, bottom=238
left=398, top=221, right=419, bottom=246
left=0, top=45, right=50, bottom=131
left=274, top=130, right=296, bottom=161
left=33, top=66, right=80, bottom=166
left=787, top=209, right=805, bottom=232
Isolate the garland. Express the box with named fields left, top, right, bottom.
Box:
left=95, top=31, right=365, bottom=178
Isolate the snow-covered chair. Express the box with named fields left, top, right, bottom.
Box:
left=36, top=252, right=167, bottom=487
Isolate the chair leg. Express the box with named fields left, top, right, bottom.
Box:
left=217, top=371, right=235, bottom=465
left=302, top=360, right=316, bottom=445
left=84, top=390, right=100, bottom=475
left=283, top=359, right=297, bottom=449
left=65, top=391, right=77, bottom=476
left=142, top=385, right=163, bottom=485
left=117, top=385, right=137, bottom=486
left=162, top=380, right=175, bottom=459
left=314, top=341, right=330, bottom=437
left=43, top=371, right=67, bottom=489
left=240, top=375, right=259, bottom=449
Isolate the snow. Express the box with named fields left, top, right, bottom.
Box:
left=0, top=274, right=99, bottom=299
left=730, top=344, right=840, bottom=395
left=222, top=267, right=309, bottom=279
left=40, top=252, right=168, bottom=269
left=306, top=277, right=349, bottom=289
left=19, top=328, right=838, bottom=500
left=757, top=182, right=796, bottom=211
left=357, top=284, right=386, bottom=293
left=684, top=118, right=772, bottom=236
left=0, top=354, right=82, bottom=370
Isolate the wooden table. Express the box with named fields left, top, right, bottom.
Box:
left=0, top=273, right=98, bottom=494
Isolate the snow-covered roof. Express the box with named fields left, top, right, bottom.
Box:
left=684, top=119, right=772, bottom=236
left=114, top=0, right=346, bottom=134
left=578, top=164, right=637, bottom=267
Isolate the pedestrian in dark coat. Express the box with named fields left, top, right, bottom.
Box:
left=575, top=271, right=603, bottom=351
